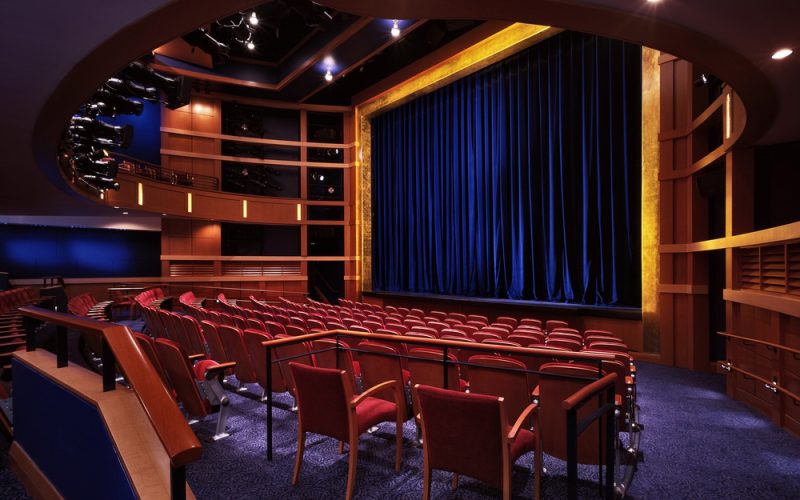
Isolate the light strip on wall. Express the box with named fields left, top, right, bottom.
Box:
left=243, top=199, right=248, bottom=218
left=187, top=192, right=193, bottom=213
left=725, top=93, right=732, bottom=140
left=137, top=182, right=144, bottom=206
left=296, top=203, right=302, bottom=221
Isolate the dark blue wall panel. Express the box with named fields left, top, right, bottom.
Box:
left=12, top=360, right=137, bottom=499
left=106, top=99, right=162, bottom=165
left=0, top=224, right=160, bottom=279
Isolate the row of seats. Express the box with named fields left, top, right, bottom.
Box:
left=67, top=293, right=112, bottom=321
left=0, top=287, right=41, bottom=372
left=138, top=291, right=638, bottom=497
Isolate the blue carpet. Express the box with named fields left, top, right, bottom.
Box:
left=1, top=361, right=799, bottom=498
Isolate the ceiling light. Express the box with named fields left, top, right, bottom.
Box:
left=772, top=48, right=793, bottom=60
left=323, top=55, right=335, bottom=67
left=391, top=20, right=400, bottom=38
left=324, top=70, right=333, bottom=82
left=122, top=212, right=128, bottom=215
left=249, top=12, right=259, bottom=26
left=646, top=0, right=660, bottom=3
left=247, top=40, right=255, bottom=50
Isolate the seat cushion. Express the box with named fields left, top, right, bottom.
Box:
left=193, top=359, right=219, bottom=381
left=356, top=397, right=398, bottom=434
left=510, top=427, right=536, bottom=461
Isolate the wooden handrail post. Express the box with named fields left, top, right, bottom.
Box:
left=266, top=344, right=273, bottom=461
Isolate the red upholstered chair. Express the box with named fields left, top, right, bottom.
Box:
left=348, top=325, right=372, bottom=334
left=362, top=320, right=384, bottom=332
left=407, top=348, right=467, bottom=392
left=285, top=324, right=307, bottom=337
left=546, top=338, right=582, bottom=351
left=585, top=335, right=626, bottom=346
left=306, top=318, right=327, bottom=332
left=290, top=363, right=404, bottom=500
left=545, top=320, right=569, bottom=331
left=482, top=326, right=512, bottom=338
left=218, top=312, right=236, bottom=327
left=467, top=314, right=489, bottom=325
left=519, top=318, right=542, bottom=329
left=483, top=339, right=522, bottom=349
left=473, top=332, right=502, bottom=343
left=242, top=328, right=287, bottom=397
left=583, top=329, right=615, bottom=338
left=429, top=310, right=448, bottom=321
left=218, top=325, right=259, bottom=392
left=468, top=355, right=536, bottom=425
left=410, top=325, right=439, bottom=337
left=410, top=307, right=425, bottom=318
left=311, top=338, right=360, bottom=392
left=495, top=316, right=518, bottom=328
left=426, top=321, right=450, bottom=334
left=447, top=312, right=467, bottom=323
left=357, top=341, right=411, bottom=406
left=178, top=315, right=208, bottom=358
left=413, top=384, right=540, bottom=500
left=587, top=341, right=629, bottom=354
left=245, top=317, right=267, bottom=331
left=466, top=320, right=489, bottom=329
left=548, top=332, right=584, bottom=344
left=443, top=318, right=464, bottom=327
left=508, top=333, right=545, bottom=346
left=154, top=338, right=234, bottom=440
left=537, top=362, right=616, bottom=466
left=343, top=317, right=362, bottom=329
left=439, top=328, right=468, bottom=338
left=133, top=332, right=175, bottom=397
left=274, top=337, right=315, bottom=401
left=232, top=315, right=249, bottom=330
left=550, top=327, right=581, bottom=336
left=456, top=324, right=480, bottom=336
left=199, top=321, right=231, bottom=369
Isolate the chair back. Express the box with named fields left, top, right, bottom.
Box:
left=242, top=328, right=286, bottom=392
left=312, top=339, right=359, bottom=392
left=179, top=314, right=207, bottom=357
left=290, top=363, right=351, bottom=442
left=218, top=325, right=258, bottom=383
left=357, top=341, right=407, bottom=404
left=133, top=332, right=174, bottom=396
left=200, top=320, right=230, bottom=364
left=407, top=348, right=463, bottom=391
left=154, top=338, right=210, bottom=418
left=468, top=355, right=533, bottom=426
left=274, top=337, right=314, bottom=397
left=538, top=362, right=607, bottom=464
left=415, top=385, right=507, bottom=488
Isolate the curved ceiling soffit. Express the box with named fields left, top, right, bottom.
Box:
left=318, top=0, right=777, bottom=147
left=31, top=0, right=262, bottom=204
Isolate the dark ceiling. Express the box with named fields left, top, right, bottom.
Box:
left=154, top=1, right=483, bottom=105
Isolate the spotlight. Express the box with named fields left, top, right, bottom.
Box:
left=249, top=11, right=259, bottom=25
left=104, top=77, right=159, bottom=102
left=182, top=28, right=230, bottom=65
left=247, top=40, right=255, bottom=50
left=391, top=20, right=400, bottom=38
left=693, top=73, right=721, bottom=88
left=324, top=70, right=333, bottom=82
left=121, top=61, right=191, bottom=109
left=88, top=88, right=144, bottom=116
left=69, top=115, right=134, bottom=148
left=323, top=55, right=335, bottom=67
left=772, top=48, right=793, bottom=60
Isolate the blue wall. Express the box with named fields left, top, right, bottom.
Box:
left=105, top=99, right=161, bottom=165
left=13, top=360, right=137, bottom=499
left=0, top=224, right=160, bottom=279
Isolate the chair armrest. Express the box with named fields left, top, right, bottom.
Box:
left=508, top=403, right=538, bottom=441
left=203, top=361, right=237, bottom=380
left=352, top=379, right=400, bottom=407
left=188, top=353, right=206, bottom=361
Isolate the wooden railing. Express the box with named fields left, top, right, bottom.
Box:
left=718, top=331, right=800, bottom=403
left=19, top=306, right=201, bottom=499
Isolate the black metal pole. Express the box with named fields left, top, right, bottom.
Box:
left=266, top=344, right=273, bottom=461
left=567, top=407, right=578, bottom=500
left=56, top=325, right=68, bottom=368
left=605, top=387, right=616, bottom=500
left=102, top=338, right=116, bottom=392
left=170, top=464, right=186, bottom=500
left=23, top=316, right=36, bottom=352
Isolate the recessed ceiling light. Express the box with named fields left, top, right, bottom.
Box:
left=113, top=206, right=119, bottom=209
left=324, top=69, right=333, bottom=82
left=772, top=48, right=793, bottom=60
left=391, top=20, right=400, bottom=38
left=646, top=0, right=660, bottom=2
left=323, top=55, right=335, bottom=67
left=122, top=212, right=128, bottom=215
left=247, top=41, right=255, bottom=50
left=249, top=12, right=259, bottom=26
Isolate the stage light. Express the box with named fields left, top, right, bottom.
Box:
left=249, top=12, right=259, bottom=25
left=324, top=70, right=333, bottom=82
left=69, top=116, right=134, bottom=148
left=121, top=61, right=191, bottom=109
left=182, top=28, right=230, bottom=65
left=104, top=77, right=159, bottom=102
left=693, top=73, right=721, bottom=88
left=772, top=48, right=793, bottom=60
left=88, top=88, right=144, bottom=116
left=247, top=40, right=255, bottom=50
left=391, top=20, right=400, bottom=38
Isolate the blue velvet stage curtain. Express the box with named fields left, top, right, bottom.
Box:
left=371, top=31, right=642, bottom=306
